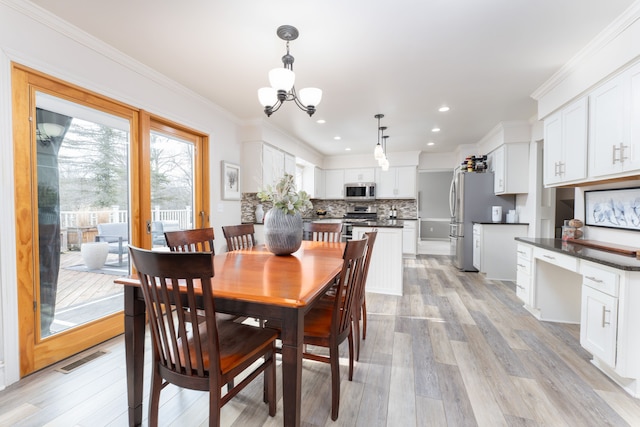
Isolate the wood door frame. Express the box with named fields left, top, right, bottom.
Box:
left=138, top=112, right=210, bottom=244
left=12, top=64, right=136, bottom=375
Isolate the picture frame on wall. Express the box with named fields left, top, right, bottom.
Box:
left=584, top=187, right=640, bottom=231
left=222, top=161, right=241, bottom=200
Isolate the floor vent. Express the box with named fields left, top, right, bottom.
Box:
left=56, top=350, right=108, bottom=374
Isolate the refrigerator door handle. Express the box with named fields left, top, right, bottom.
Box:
left=449, top=177, right=456, bottom=218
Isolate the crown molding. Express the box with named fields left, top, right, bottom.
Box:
left=531, top=1, right=640, bottom=100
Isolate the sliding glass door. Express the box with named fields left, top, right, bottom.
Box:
left=13, top=64, right=209, bottom=375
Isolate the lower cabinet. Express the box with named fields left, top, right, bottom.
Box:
left=515, top=243, right=533, bottom=306
left=353, top=226, right=403, bottom=296
left=473, top=224, right=528, bottom=280
left=581, top=284, right=618, bottom=367
left=402, top=220, right=417, bottom=258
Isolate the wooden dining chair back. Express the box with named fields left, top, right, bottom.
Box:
left=164, top=227, right=215, bottom=253
left=222, top=224, right=256, bottom=251
left=303, top=222, right=343, bottom=242
left=299, top=236, right=368, bottom=420
left=354, top=230, right=378, bottom=360
left=128, top=246, right=277, bottom=427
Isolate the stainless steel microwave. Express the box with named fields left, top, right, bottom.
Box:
left=344, top=182, right=376, bottom=201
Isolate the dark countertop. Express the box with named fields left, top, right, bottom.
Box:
left=515, top=237, right=640, bottom=271
left=474, top=222, right=529, bottom=225
left=351, top=220, right=405, bottom=228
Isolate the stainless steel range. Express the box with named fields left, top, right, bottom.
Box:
left=342, top=206, right=377, bottom=240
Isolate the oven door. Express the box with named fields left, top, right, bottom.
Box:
left=342, top=223, right=352, bottom=241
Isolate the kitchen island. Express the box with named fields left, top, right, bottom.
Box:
left=515, top=237, right=640, bottom=398
left=352, top=222, right=404, bottom=296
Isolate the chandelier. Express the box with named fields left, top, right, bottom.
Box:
left=258, top=25, right=322, bottom=117
left=374, top=114, right=390, bottom=171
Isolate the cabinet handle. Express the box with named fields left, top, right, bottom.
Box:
left=542, top=254, right=555, bottom=260
left=602, top=306, right=611, bottom=327
left=585, top=275, right=604, bottom=284
left=620, top=143, right=629, bottom=163
left=517, top=250, right=527, bottom=255
left=516, top=284, right=524, bottom=290
left=611, top=144, right=622, bottom=165
left=554, top=161, right=559, bottom=176
left=517, top=263, right=527, bottom=268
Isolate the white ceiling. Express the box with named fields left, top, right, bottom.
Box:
left=30, top=0, right=637, bottom=157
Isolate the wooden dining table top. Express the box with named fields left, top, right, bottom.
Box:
left=116, top=240, right=346, bottom=308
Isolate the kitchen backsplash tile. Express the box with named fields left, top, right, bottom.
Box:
left=241, top=193, right=417, bottom=223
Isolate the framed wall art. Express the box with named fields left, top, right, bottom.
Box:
left=584, top=187, right=640, bottom=231
left=221, top=161, right=241, bottom=200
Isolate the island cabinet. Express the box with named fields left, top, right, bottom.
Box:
left=352, top=226, right=403, bottom=296
left=516, top=238, right=640, bottom=397
left=543, top=96, right=588, bottom=186
left=588, top=61, right=640, bottom=179
left=375, top=166, right=416, bottom=199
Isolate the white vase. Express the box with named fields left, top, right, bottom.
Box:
left=255, top=203, right=264, bottom=223
left=263, top=209, right=303, bottom=256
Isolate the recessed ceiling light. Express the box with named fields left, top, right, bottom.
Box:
left=316, top=119, right=326, bottom=124
left=431, top=127, right=440, bottom=133
left=427, top=141, right=435, bottom=146
left=334, top=136, right=341, bottom=140
left=345, top=147, right=351, bottom=151
left=438, top=106, right=450, bottom=112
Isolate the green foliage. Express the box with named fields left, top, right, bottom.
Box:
left=257, top=173, right=313, bottom=215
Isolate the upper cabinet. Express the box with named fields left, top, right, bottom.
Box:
left=543, top=97, right=588, bottom=186
left=344, top=168, right=375, bottom=183
left=314, top=167, right=325, bottom=199
left=324, top=169, right=345, bottom=199
left=588, top=62, right=640, bottom=179
left=375, top=166, right=416, bottom=198
left=242, top=142, right=291, bottom=193
left=491, top=143, right=529, bottom=194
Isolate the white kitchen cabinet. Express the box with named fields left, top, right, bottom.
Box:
left=352, top=226, right=403, bottom=296
left=375, top=166, right=416, bottom=198
left=588, top=61, right=640, bottom=178
left=314, top=167, right=325, bottom=199
left=324, top=169, right=345, bottom=199
left=242, top=142, right=290, bottom=192
left=284, top=153, right=296, bottom=176
left=473, top=224, right=528, bottom=280
left=543, top=96, right=588, bottom=186
left=344, top=168, right=375, bottom=183
left=580, top=263, right=619, bottom=367
left=490, top=143, right=529, bottom=194
left=515, top=243, right=533, bottom=306
left=402, top=220, right=417, bottom=258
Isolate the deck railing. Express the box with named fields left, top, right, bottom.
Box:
left=60, top=206, right=193, bottom=229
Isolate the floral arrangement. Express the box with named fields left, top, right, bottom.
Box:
left=257, top=173, right=313, bottom=215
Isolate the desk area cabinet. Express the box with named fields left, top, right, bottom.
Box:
left=515, top=238, right=640, bottom=397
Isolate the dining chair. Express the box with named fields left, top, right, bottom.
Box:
left=354, top=230, right=378, bottom=361
left=266, top=236, right=368, bottom=421
left=303, top=222, right=343, bottom=242
left=222, top=224, right=256, bottom=251
left=164, top=227, right=216, bottom=253
left=128, top=247, right=277, bottom=427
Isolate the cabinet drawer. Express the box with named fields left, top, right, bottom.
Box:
left=516, top=258, right=531, bottom=276
left=534, top=247, right=578, bottom=271
left=516, top=244, right=532, bottom=261
left=581, top=262, right=619, bottom=297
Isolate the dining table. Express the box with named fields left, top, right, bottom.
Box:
left=115, top=240, right=346, bottom=427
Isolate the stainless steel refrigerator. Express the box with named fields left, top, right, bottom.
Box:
left=449, top=169, right=515, bottom=271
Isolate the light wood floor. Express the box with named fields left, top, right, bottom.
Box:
left=2, top=255, right=640, bottom=426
